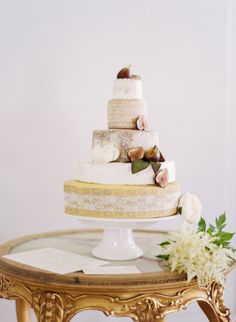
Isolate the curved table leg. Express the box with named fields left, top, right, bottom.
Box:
left=197, top=282, right=231, bottom=322
left=198, top=299, right=230, bottom=322
left=16, top=298, right=31, bottom=322
left=198, top=300, right=220, bottom=322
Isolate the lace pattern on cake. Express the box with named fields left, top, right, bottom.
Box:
left=65, top=190, right=180, bottom=218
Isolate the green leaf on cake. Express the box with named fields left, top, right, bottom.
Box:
left=131, top=160, right=150, bottom=174
left=176, top=207, right=182, bottom=214
left=150, top=161, right=161, bottom=174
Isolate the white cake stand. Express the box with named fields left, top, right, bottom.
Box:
left=74, top=215, right=178, bottom=260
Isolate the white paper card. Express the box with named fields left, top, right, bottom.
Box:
left=83, top=266, right=141, bottom=275
left=3, top=248, right=109, bottom=274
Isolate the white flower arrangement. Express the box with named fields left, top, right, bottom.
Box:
left=157, top=195, right=235, bottom=286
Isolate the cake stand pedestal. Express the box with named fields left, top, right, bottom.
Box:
left=92, top=228, right=143, bottom=260
left=74, top=216, right=177, bottom=260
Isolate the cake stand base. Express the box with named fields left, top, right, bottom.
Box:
left=72, top=215, right=178, bottom=260
left=92, top=228, right=143, bottom=260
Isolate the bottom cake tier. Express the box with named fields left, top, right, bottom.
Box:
left=64, top=180, right=181, bottom=219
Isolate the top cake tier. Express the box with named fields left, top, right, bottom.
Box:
left=112, top=78, right=143, bottom=100
left=108, top=67, right=148, bottom=130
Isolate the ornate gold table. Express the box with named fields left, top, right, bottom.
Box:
left=0, top=229, right=234, bottom=322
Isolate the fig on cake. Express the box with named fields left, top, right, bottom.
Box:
left=144, top=145, right=165, bottom=162
left=117, top=65, right=131, bottom=79
left=116, top=65, right=142, bottom=80
left=155, top=168, right=169, bottom=188
left=127, top=147, right=145, bottom=162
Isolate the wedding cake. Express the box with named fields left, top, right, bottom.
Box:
left=64, top=67, right=180, bottom=218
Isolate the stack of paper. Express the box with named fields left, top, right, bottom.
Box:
left=3, top=248, right=141, bottom=275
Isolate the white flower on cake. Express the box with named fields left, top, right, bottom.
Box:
left=178, top=192, right=202, bottom=224
left=91, top=144, right=120, bottom=163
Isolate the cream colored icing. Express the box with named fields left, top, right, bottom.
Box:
left=112, top=79, right=143, bottom=100
left=92, top=129, right=159, bottom=162
left=77, top=161, right=175, bottom=185
left=91, top=143, right=120, bottom=163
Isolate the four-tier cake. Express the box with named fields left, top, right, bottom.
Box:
left=64, top=67, right=181, bottom=218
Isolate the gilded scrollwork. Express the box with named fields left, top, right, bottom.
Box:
left=58, top=292, right=188, bottom=322
left=0, top=279, right=232, bottom=322
left=207, top=281, right=231, bottom=322
left=0, top=274, right=14, bottom=299
left=122, top=297, right=165, bottom=321
left=33, top=291, right=64, bottom=322
left=109, top=292, right=186, bottom=321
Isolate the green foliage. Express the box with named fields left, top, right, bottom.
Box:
left=131, top=159, right=162, bottom=175
left=216, top=213, right=226, bottom=230
left=159, top=241, right=171, bottom=247
left=198, top=217, right=206, bottom=232
left=198, top=213, right=234, bottom=249
left=156, top=254, right=170, bottom=260
left=176, top=207, right=182, bottom=215
left=150, top=161, right=161, bottom=174
left=131, top=160, right=150, bottom=174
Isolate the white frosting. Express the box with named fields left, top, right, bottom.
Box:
left=77, top=161, right=175, bottom=185
left=112, top=79, right=143, bottom=100
left=91, top=143, right=120, bottom=163
left=92, top=129, right=159, bottom=162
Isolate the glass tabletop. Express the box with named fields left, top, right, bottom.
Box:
left=9, top=230, right=168, bottom=274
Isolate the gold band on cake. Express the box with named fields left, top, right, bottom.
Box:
left=64, top=180, right=180, bottom=219
left=65, top=207, right=177, bottom=218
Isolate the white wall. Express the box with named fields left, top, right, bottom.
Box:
left=0, top=0, right=235, bottom=321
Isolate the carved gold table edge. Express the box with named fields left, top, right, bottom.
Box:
left=0, top=229, right=234, bottom=322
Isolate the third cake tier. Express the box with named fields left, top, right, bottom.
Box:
left=92, top=129, right=158, bottom=162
